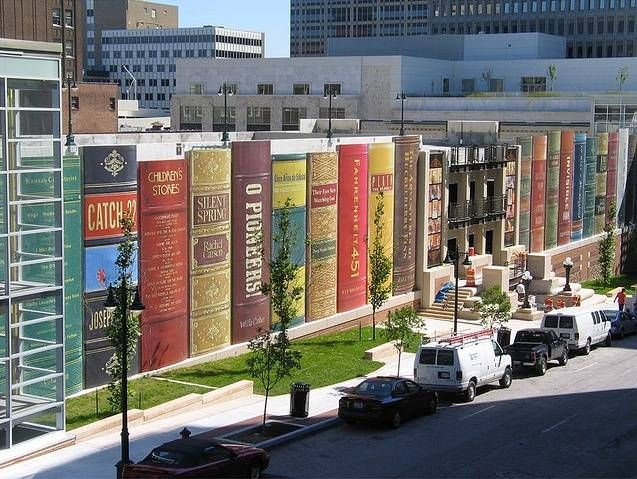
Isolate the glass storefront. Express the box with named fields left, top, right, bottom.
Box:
left=0, top=51, right=64, bottom=449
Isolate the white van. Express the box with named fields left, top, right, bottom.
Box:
left=413, top=330, right=512, bottom=402
left=540, top=306, right=612, bottom=355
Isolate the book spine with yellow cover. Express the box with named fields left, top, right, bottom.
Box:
left=595, top=132, right=608, bottom=234
left=306, top=152, right=338, bottom=321
left=544, top=130, right=561, bottom=250
left=272, top=154, right=307, bottom=327
left=368, top=143, right=395, bottom=295
left=187, top=148, right=232, bottom=356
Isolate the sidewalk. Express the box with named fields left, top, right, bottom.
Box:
left=2, top=357, right=412, bottom=479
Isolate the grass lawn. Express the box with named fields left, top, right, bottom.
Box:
left=580, top=274, right=637, bottom=295
left=66, top=326, right=423, bottom=430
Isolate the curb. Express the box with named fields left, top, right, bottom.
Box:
left=258, top=416, right=341, bottom=450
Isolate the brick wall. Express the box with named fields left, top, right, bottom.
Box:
left=548, top=235, right=622, bottom=284
left=63, top=83, right=119, bottom=135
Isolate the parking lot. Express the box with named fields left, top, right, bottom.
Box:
left=266, top=334, right=637, bottom=478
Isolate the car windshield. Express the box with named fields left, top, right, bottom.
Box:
left=603, top=310, right=619, bottom=322
left=515, top=331, right=545, bottom=343
left=144, top=448, right=192, bottom=467
left=355, top=380, right=393, bottom=397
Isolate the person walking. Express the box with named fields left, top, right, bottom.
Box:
left=516, top=280, right=525, bottom=303
left=615, top=288, right=627, bottom=311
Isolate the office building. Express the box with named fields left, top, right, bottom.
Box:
left=0, top=38, right=66, bottom=450
left=290, top=0, right=428, bottom=56
left=101, top=26, right=265, bottom=109
left=0, top=0, right=83, bottom=79
left=85, top=0, right=179, bottom=72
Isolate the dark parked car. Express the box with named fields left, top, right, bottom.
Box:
left=338, top=376, right=437, bottom=428
left=122, top=437, right=269, bottom=479
left=505, top=328, right=568, bottom=375
left=603, top=310, right=637, bottom=339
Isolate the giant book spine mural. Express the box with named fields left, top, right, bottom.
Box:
left=82, top=145, right=139, bottom=387
left=272, top=154, right=307, bottom=328
left=558, top=131, right=574, bottom=246
left=517, top=137, right=533, bottom=251
left=337, top=144, right=369, bottom=312
left=571, top=133, right=586, bottom=241
left=617, top=129, right=630, bottom=225
left=583, top=136, right=597, bottom=238
left=626, top=134, right=637, bottom=224
left=187, top=148, right=232, bottom=356
left=606, top=131, right=619, bottom=225
left=231, top=141, right=272, bottom=342
left=368, top=143, right=395, bottom=294
left=392, top=136, right=418, bottom=294
left=530, top=135, right=548, bottom=253
left=306, top=152, right=338, bottom=321
left=504, top=146, right=517, bottom=247
left=595, top=133, right=609, bottom=234
left=544, top=131, right=561, bottom=249
left=138, top=159, right=189, bottom=371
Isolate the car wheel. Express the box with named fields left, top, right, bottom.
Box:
left=558, top=349, right=568, bottom=366
left=464, top=380, right=476, bottom=402
left=581, top=339, right=591, bottom=356
left=425, top=394, right=438, bottom=415
left=536, top=356, right=547, bottom=376
left=499, top=367, right=512, bottom=389
left=248, top=464, right=262, bottom=479
left=605, top=333, right=613, bottom=346
left=619, top=329, right=625, bottom=340
left=390, top=410, right=402, bottom=429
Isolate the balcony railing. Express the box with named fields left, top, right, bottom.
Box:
left=449, top=145, right=516, bottom=169
left=448, top=195, right=506, bottom=224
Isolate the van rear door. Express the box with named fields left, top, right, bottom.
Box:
left=416, top=347, right=438, bottom=385
left=434, top=349, right=457, bottom=386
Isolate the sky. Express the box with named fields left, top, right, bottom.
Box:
left=169, top=0, right=291, bottom=57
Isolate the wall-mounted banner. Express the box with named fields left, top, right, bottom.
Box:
left=138, top=159, right=189, bottom=371
left=83, top=145, right=138, bottom=192
left=84, top=243, right=138, bottom=292
left=84, top=191, right=138, bottom=241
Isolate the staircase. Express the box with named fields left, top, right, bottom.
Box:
left=420, top=288, right=475, bottom=320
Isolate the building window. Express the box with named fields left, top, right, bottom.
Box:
left=161, top=79, right=170, bottom=87
left=213, top=106, right=236, bottom=131
left=161, top=50, right=170, bottom=58
left=71, top=96, right=79, bottom=109
left=151, top=8, right=157, bottom=18
left=137, top=51, right=145, bottom=58
left=190, top=83, right=204, bottom=95
left=145, top=93, right=154, bottom=101
left=64, top=9, right=74, bottom=27
left=174, top=50, right=182, bottom=57
left=109, top=97, right=116, bottom=110
left=52, top=8, right=61, bottom=26
left=149, top=79, right=157, bottom=86
left=169, top=64, right=176, bottom=72
left=520, top=76, right=547, bottom=92
left=125, top=50, right=133, bottom=58
left=293, top=83, right=310, bottom=95
left=462, top=78, right=475, bottom=93
left=257, top=83, right=274, bottom=95
left=247, top=106, right=272, bottom=131
left=149, top=50, right=157, bottom=58
left=319, top=107, right=345, bottom=119
left=185, top=49, right=195, bottom=58
left=145, top=65, right=153, bottom=72
left=157, top=93, right=166, bottom=101
left=282, top=107, right=307, bottom=131
left=323, top=83, right=341, bottom=96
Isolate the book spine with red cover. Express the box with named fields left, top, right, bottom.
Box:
left=558, top=131, right=574, bottom=246
left=231, top=140, right=272, bottom=343
left=530, top=135, right=547, bottom=253
left=138, top=159, right=189, bottom=371
left=392, top=136, right=419, bottom=294
left=337, top=144, right=368, bottom=312
left=606, top=131, right=619, bottom=224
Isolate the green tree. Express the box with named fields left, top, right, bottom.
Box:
left=547, top=64, right=558, bottom=92
left=368, top=192, right=393, bottom=340
left=105, top=212, right=141, bottom=412
left=474, top=286, right=512, bottom=330
left=247, top=197, right=303, bottom=426
left=599, top=200, right=618, bottom=286
left=383, top=306, right=425, bottom=377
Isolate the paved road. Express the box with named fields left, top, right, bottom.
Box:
left=266, top=335, right=637, bottom=478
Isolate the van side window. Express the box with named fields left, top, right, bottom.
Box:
left=419, top=349, right=436, bottom=365
left=544, top=315, right=558, bottom=328
left=437, top=350, right=455, bottom=366
left=559, top=316, right=574, bottom=329
left=591, top=312, right=599, bottom=324
left=491, top=340, right=503, bottom=356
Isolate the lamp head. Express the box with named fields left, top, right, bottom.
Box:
left=129, top=290, right=145, bottom=318
left=217, top=87, right=223, bottom=96
left=443, top=252, right=453, bottom=264
left=104, top=285, right=117, bottom=313
left=522, top=270, right=533, bottom=281
left=563, top=257, right=573, bottom=267
left=462, top=255, right=472, bottom=266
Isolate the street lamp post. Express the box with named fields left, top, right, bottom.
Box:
left=443, top=249, right=472, bottom=334
left=396, top=92, right=406, bottom=136
left=217, top=83, right=233, bottom=145
left=563, top=257, right=574, bottom=292
left=324, top=87, right=337, bottom=139
left=64, top=74, right=78, bottom=155
left=522, top=270, right=533, bottom=309
left=105, top=282, right=145, bottom=479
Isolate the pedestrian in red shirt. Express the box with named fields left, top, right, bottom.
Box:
left=615, top=288, right=627, bottom=311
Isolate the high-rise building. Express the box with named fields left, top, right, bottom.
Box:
left=101, top=26, right=265, bottom=109
left=85, top=0, right=178, bottom=72
left=291, top=0, right=637, bottom=59
left=0, top=0, right=84, bottom=79
left=290, top=0, right=428, bottom=56
left=427, top=0, right=637, bottom=58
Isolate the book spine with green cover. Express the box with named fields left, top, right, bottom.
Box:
left=583, top=136, right=597, bottom=238
left=517, top=137, right=533, bottom=251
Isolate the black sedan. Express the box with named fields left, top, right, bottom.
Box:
left=604, top=309, right=637, bottom=338
left=122, top=436, right=269, bottom=478
left=338, top=376, right=437, bottom=428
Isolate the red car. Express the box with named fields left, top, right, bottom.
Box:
left=122, top=437, right=269, bottom=479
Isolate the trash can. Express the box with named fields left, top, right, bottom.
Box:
left=497, top=327, right=512, bottom=347
left=290, top=382, right=310, bottom=418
